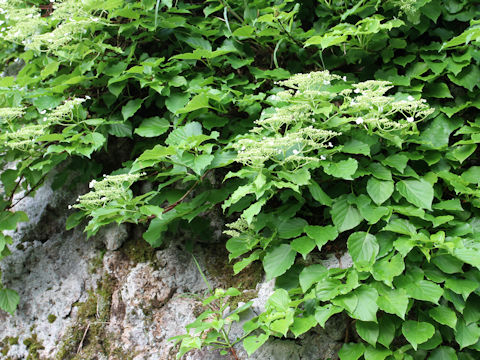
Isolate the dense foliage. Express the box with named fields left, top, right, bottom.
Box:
left=1, top=0, right=480, bottom=358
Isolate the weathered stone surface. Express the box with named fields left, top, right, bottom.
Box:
left=0, top=180, right=345, bottom=360
left=97, top=223, right=129, bottom=251
left=0, top=181, right=103, bottom=359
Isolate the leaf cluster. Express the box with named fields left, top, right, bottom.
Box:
left=1, top=1, right=480, bottom=359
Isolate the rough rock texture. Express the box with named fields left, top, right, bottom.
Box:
left=0, top=180, right=347, bottom=360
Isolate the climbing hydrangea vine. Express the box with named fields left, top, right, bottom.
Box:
left=1, top=0, right=480, bottom=359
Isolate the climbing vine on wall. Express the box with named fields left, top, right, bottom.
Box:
left=1, top=0, right=480, bottom=359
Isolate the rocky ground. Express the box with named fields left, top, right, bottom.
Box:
left=0, top=179, right=350, bottom=360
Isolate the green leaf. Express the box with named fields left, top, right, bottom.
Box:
left=243, top=333, right=269, bottom=356
left=166, top=122, right=203, bottom=147
left=121, top=98, right=143, bottom=120
left=445, top=278, right=479, bottom=300
left=1, top=169, right=18, bottom=195
left=0, top=288, right=20, bottom=315
left=277, top=217, right=308, bottom=239
left=448, top=65, right=480, bottom=92
left=338, top=343, right=365, bottom=360
left=432, top=254, right=464, bottom=274
left=462, top=166, right=480, bottom=185
left=291, top=316, right=317, bottom=337
left=308, top=180, right=332, bottom=206
left=304, top=225, right=338, bottom=250
left=449, top=144, right=477, bottom=163
left=134, top=117, right=170, bottom=137
left=367, top=178, right=394, bottom=205
left=165, top=93, right=190, bottom=114
left=368, top=163, right=392, bottom=181
left=299, top=264, right=327, bottom=292
left=40, top=61, right=59, bottom=79
left=429, top=306, right=457, bottom=329
left=363, top=345, right=392, bottom=360
left=0, top=211, right=29, bottom=231
left=372, top=253, right=405, bottom=286
left=423, top=82, right=453, bottom=98
left=331, top=197, right=363, bottom=233
left=429, top=346, right=458, bottom=360
left=177, top=93, right=211, bottom=114
left=418, top=114, right=462, bottom=149
left=396, top=178, right=434, bottom=210
left=335, top=286, right=378, bottom=322
left=402, top=321, right=435, bottom=350
left=347, top=232, right=379, bottom=271
left=377, top=316, right=396, bottom=348
left=109, top=122, right=132, bottom=137
left=291, top=236, right=316, bottom=259
left=351, top=286, right=378, bottom=322
left=315, top=304, right=343, bottom=327
left=356, top=321, right=379, bottom=346
left=342, top=138, right=371, bottom=156
left=323, top=158, right=358, bottom=180
left=400, top=279, right=443, bottom=304
left=66, top=211, right=85, bottom=230
left=455, top=318, right=480, bottom=349
left=267, top=289, right=290, bottom=312
left=233, top=25, right=255, bottom=37
left=142, top=214, right=176, bottom=247
left=375, top=285, right=409, bottom=319
left=233, top=250, right=260, bottom=274
left=305, top=34, right=348, bottom=49
left=382, top=153, right=408, bottom=173
left=263, top=244, right=297, bottom=281
left=433, top=199, right=464, bottom=211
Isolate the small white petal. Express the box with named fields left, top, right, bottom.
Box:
left=320, top=155, right=326, bottom=160
left=406, top=117, right=414, bottom=123
left=354, top=89, right=361, bottom=94
left=293, top=149, right=299, bottom=155
left=407, top=95, right=414, bottom=101
left=355, top=117, right=364, bottom=124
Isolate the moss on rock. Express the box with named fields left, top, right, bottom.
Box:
left=23, top=334, right=44, bottom=360
left=55, top=274, right=115, bottom=360
left=120, top=234, right=157, bottom=266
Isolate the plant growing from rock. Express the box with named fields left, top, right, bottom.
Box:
left=1, top=0, right=480, bottom=359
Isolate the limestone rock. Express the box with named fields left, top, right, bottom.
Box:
left=97, top=223, right=129, bottom=251
left=0, top=179, right=346, bottom=360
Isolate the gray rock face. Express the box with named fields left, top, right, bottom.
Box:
left=97, top=223, right=129, bottom=251
left=0, top=181, right=103, bottom=359
left=0, top=180, right=345, bottom=360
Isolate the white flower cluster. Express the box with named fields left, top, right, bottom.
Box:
left=0, top=5, right=43, bottom=44
left=3, top=124, right=46, bottom=151
left=232, top=70, right=434, bottom=169
left=223, top=218, right=250, bottom=238
left=72, top=173, right=144, bottom=211
left=0, top=0, right=104, bottom=57
left=340, top=80, right=433, bottom=132
left=234, top=126, right=338, bottom=168
left=0, top=107, right=24, bottom=123
left=278, top=71, right=342, bottom=91
left=46, top=98, right=86, bottom=123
